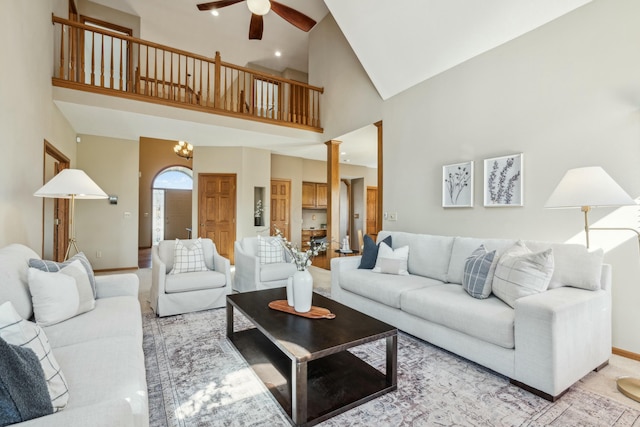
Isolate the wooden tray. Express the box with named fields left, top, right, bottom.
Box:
left=268, top=300, right=336, bottom=319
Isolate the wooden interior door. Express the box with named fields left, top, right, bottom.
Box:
left=270, top=179, right=290, bottom=239
left=198, top=174, right=236, bottom=263
left=366, top=186, right=378, bottom=238
left=44, top=141, right=70, bottom=262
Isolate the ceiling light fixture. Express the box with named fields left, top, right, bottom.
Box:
left=210, top=10, right=219, bottom=16
left=275, top=51, right=282, bottom=57
left=173, top=140, right=193, bottom=160
left=247, top=0, right=271, bottom=16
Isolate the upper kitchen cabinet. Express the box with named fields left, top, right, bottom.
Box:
left=302, top=182, right=327, bottom=209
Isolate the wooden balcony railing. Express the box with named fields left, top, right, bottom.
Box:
left=52, top=16, right=323, bottom=131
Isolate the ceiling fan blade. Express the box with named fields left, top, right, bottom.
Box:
left=269, top=0, right=316, bottom=32
left=249, top=14, right=264, bottom=40
left=197, top=0, right=245, bottom=11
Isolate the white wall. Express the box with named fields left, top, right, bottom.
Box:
left=76, top=135, right=139, bottom=269
left=0, top=1, right=76, bottom=251
left=310, top=0, right=640, bottom=354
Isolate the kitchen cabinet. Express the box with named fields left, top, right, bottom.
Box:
left=302, top=182, right=327, bottom=209
left=301, top=229, right=327, bottom=249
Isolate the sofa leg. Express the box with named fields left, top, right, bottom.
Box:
left=594, top=360, right=609, bottom=372
left=509, top=379, right=567, bottom=402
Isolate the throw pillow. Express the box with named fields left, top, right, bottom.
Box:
left=258, top=237, right=285, bottom=265
left=0, top=301, right=69, bottom=412
left=29, top=252, right=97, bottom=298
left=170, top=238, right=208, bottom=274
left=28, top=267, right=80, bottom=326
left=58, top=260, right=95, bottom=315
left=462, top=245, right=497, bottom=299
left=372, top=242, right=409, bottom=275
left=0, top=336, right=53, bottom=424
left=492, top=241, right=555, bottom=308
left=359, top=234, right=392, bottom=269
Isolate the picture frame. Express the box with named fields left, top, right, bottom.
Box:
left=483, top=153, right=523, bottom=207
left=442, top=161, right=474, bottom=208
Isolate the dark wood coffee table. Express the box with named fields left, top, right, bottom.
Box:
left=227, top=288, right=397, bottom=427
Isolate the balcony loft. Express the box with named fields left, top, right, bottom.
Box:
left=52, top=16, right=323, bottom=133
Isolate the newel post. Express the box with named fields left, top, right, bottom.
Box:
left=214, top=51, right=221, bottom=109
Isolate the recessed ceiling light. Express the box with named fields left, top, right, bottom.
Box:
left=275, top=51, right=282, bottom=57
left=211, top=10, right=219, bottom=16
left=340, top=151, right=347, bottom=155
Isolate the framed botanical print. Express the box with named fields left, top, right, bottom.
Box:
left=442, top=161, right=473, bottom=208
left=483, top=153, right=523, bottom=207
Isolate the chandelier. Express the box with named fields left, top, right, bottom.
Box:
left=173, top=140, right=193, bottom=160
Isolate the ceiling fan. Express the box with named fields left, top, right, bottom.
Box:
left=197, top=0, right=317, bottom=40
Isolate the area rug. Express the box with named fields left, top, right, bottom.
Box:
left=143, top=307, right=640, bottom=427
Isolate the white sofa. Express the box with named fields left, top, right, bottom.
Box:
left=150, top=238, right=231, bottom=317
left=233, top=236, right=297, bottom=292
left=331, top=231, right=612, bottom=400
left=0, top=244, right=148, bottom=427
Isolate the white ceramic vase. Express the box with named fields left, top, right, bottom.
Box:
left=286, top=275, right=295, bottom=306
left=292, top=269, right=313, bottom=313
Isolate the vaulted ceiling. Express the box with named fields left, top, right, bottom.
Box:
left=63, top=0, right=593, bottom=167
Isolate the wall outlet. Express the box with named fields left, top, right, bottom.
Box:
left=383, top=212, right=388, bottom=220
left=389, top=212, right=398, bottom=221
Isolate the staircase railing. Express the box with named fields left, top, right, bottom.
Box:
left=52, top=16, right=323, bottom=131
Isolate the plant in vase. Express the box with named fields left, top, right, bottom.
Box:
left=274, top=227, right=327, bottom=312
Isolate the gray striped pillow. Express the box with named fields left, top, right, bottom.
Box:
left=462, top=245, right=497, bottom=299
left=29, top=252, right=96, bottom=298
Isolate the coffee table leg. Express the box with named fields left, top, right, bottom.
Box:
left=386, top=334, right=397, bottom=387
left=291, top=360, right=307, bottom=425
left=226, top=302, right=234, bottom=338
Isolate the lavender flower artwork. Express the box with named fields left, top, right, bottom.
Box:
left=442, top=161, right=474, bottom=207
left=484, top=154, right=523, bottom=206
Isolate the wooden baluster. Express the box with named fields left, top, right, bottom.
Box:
left=153, top=48, right=158, bottom=98
left=110, top=36, right=114, bottom=88
left=100, top=35, right=105, bottom=87
left=199, top=59, right=203, bottom=105
left=162, top=50, right=166, bottom=98
left=135, top=43, right=140, bottom=93
left=58, top=24, right=65, bottom=79
left=119, top=39, right=123, bottom=90
left=169, top=52, right=173, bottom=100
left=91, top=32, right=96, bottom=85
left=80, top=27, right=85, bottom=83
left=69, top=24, right=75, bottom=81
left=214, top=51, right=221, bottom=109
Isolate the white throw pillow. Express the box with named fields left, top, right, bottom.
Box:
left=28, top=268, right=80, bottom=327
left=0, top=301, right=69, bottom=412
left=59, top=260, right=95, bottom=315
left=170, top=238, right=208, bottom=274
left=258, top=237, right=285, bottom=265
left=373, top=242, right=409, bottom=275
left=492, top=241, right=555, bottom=308
left=547, top=245, right=603, bottom=291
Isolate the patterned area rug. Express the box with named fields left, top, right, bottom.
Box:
left=143, top=306, right=640, bottom=427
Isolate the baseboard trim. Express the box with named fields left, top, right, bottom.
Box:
left=94, top=266, right=139, bottom=273
left=613, top=347, right=640, bottom=362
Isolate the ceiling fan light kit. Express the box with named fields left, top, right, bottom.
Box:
left=247, top=0, right=271, bottom=15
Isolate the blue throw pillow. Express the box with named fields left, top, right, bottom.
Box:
left=462, top=245, right=497, bottom=299
left=0, top=337, right=53, bottom=425
left=358, top=235, right=392, bottom=269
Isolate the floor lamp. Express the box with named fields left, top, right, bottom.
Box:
left=34, top=168, right=108, bottom=260
left=545, top=166, right=640, bottom=403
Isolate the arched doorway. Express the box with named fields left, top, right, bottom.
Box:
left=152, top=166, right=193, bottom=244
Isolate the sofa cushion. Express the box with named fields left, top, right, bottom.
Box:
left=379, top=232, right=454, bottom=282
left=447, top=237, right=516, bottom=285
left=359, top=234, right=392, bottom=269
left=525, top=242, right=603, bottom=291
left=0, top=244, right=39, bottom=320
left=53, top=336, right=148, bottom=426
left=373, top=243, right=409, bottom=275
left=0, top=302, right=69, bottom=412
left=29, top=252, right=97, bottom=298
left=260, top=262, right=297, bottom=283
left=462, top=245, right=497, bottom=299
left=165, top=271, right=226, bottom=293
left=492, top=242, right=555, bottom=308
left=0, top=335, right=53, bottom=424
left=170, top=239, right=209, bottom=274
left=258, top=237, right=285, bottom=264
left=43, top=297, right=142, bottom=349
left=401, top=285, right=515, bottom=349
left=339, top=269, right=439, bottom=308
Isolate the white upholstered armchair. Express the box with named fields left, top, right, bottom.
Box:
left=150, top=238, right=231, bottom=317
left=233, top=236, right=297, bottom=292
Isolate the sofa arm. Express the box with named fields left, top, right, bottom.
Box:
left=212, top=246, right=232, bottom=289
left=233, top=241, right=261, bottom=292
left=514, top=286, right=611, bottom=397
left=330, top=256, right=362, bottom=301
left=95, top=273, right=139, bottom=299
